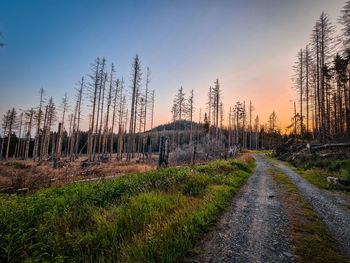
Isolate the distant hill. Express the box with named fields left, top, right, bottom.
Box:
left=148, top=120, right=204, bottom=132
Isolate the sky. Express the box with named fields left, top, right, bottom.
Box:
left=0, top=0, right=346, bottom=133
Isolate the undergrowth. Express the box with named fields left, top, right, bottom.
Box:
left=269, top=153, right=350, bottom=193
left=0, top=158, right=254, bottom=262
left=299, top=169, right=350, bottom=192
left=269, top=167, right=349, bottom=263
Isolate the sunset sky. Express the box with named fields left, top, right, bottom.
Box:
left=0, top=0, right=346, bottom=132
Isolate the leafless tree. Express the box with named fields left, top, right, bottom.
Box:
left=1, top=110, right=10, bottom=159
left=108, top=77, right=118, bottom=158
left=74, top=77, right=84, bottom=157
left=128, top=55, right=142, bottom=161
left=212, top=79, right=221, bottom=139
left=23, top=108, right=35, bottom=160
left=254, top=115, right=259, bottom=150
left=150, top=90, right=155, bottom=129
left=33, top=88, right=45, bottom=161
left=174, top=86, right=185, bottom=121
left=144, top=67, right=150, bottom=132
left=88, top=58, right=101, bottom=162
left=187, top=89, right=194, bottom=143
left=5, top=108, right=17, bottom=160
left=57, top=92, right=69, bottom=158
left=269, top=111, right=277, bottom=132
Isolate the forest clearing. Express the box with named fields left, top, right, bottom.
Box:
left=0, top=155, right=255, bottom=262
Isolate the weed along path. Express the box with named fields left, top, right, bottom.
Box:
left=271, top=157, right=350, bottom=258
left=190, top=154, right=292, bottom=263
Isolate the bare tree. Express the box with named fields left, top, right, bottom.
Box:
left=187, top=89, right=194, bottom=143
left=174, top=86, right=185, bottom=121
left=150, top=90, right=155, bottom=129
left=128, top=55, right=142, bottom=161
left=33, top=88, right=45, bottom=161
left=88, top=58, right=100, bottom=162
left=110, top=78, right=119, bottom=158
left=319, top=12, right=335, bottom=141
left=293, top=48, right=304, bottom=136
left=98, top=72, right=107, bottom=155
left=74, top=77, right=84, bottom=157
left=57, top=92, right=69, bottom=158
left=268, top=111, right=277, bottom=132
left=103, top=63, right=115, bottom=156
left=339, top=2, right=350, bottom=136
left=93, top=57, right=106, bottom=158
left=24, top=108, right=35, bottom=160
left=118, top=79, right=126, bottom=160
left=42, top=97, right=56, bottom=158
left=16, top=111, right=24, bottom=159
left=254, top=115, right=259, bottom=150
left=144, top=67, right=150, bottom=132
left=1, top=110, right=10, bottom=159
left=212, top=79, right=221, bottom=139
left=5, top=108, right=17, bottom=160
left=249, top=101, right=254, bottom=149
left=207, top=86, right=212, bottom=137
left=304, top=45, right=311, bottom=134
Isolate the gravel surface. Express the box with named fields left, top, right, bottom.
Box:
left=271, top=157, right=350, bottom=258
left=190, top=154, right=292, bottom=263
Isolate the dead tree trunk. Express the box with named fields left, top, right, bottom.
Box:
left=5, top=108, right=17, bottom=160
left=33, top=88, right=44, bottom=161
left=57, top=93, right=68, bottom=158
left=88, top=59, right=100, bottom=162
left=110, top=78, right=119, bottom=159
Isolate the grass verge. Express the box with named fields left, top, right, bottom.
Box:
left=298, top=169, right=350, bottom=193
left=267, top=153, right=350, bottom=194
left=269, top=167, right=349, bottom=263
left=0, top=157, right=254, bottom=262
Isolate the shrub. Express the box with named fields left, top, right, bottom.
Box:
left=329, top=160, right=350, bottom=172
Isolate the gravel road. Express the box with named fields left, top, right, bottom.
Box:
left=190, top=154, right=293, bottom=263
left=271, top=157, right=350, bottom=258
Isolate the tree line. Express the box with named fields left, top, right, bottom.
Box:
left=168, top=78, right=283, bottom=155
left=292, top=1, right=350, bottom=142
left=0, top=55, right=156, bottom=163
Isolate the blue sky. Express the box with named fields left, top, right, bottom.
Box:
left=0, top=0, right=346, bottom=131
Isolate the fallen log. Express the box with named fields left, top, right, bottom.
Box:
left=310, top=143, right=350, bottom=151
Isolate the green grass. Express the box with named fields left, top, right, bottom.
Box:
left=269, top=167, right=349, bottom=263
left=0, top=158, right=254, bottom=262
left=4, top=162, right=29, bottom=169
left=269, top=154, right=350, bottom=193
left=249, top=150, right=272, bottom=155
left=300, top=169, right=344, bottom=190
left=296, top=168, right=350, bottom=193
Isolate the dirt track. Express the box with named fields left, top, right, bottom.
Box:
left=190, top=154, right=292, bottom=263
left=191, top=154, right=350, bottom=262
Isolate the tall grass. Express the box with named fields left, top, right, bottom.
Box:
left=0, top=158, right=254, bottom=262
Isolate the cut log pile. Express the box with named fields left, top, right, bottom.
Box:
left=272, top=139, right=350, bottom=163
